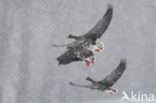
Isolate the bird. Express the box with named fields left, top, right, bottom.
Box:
left=69, top=59, right=126, bottom=94
left=56, top=46, right=96, bottom=66
left=65, top=4, right=113, bottom=52
left=53, top=4, right=113, bottom=66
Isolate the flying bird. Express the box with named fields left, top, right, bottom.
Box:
left=57, top=48, right=95, bottom=66
left=66, top=4, right=113, bottom=51
left=69, top=59, right=126, bottom=94
left=54, top=4, right=113, bottom=66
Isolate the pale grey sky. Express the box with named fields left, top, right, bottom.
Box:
left=0, top=0, right=155, bottom=103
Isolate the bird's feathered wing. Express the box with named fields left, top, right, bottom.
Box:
left=52, top=41, right=78, bottom=48
left=84, top=4, right=113, bottom=40
left=69, top=82, right=96, bottom=89
left=56, top=50, right=81, bottom=65
left=101, top=59, right=126, bottom=87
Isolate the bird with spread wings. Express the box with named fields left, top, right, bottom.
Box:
left=54, top=4, right=113, bottom=66
left=69, top=59, right=126, bottom=94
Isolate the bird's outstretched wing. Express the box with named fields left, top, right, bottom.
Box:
left=84, top=4, right=113, bottom=40
left=52, top=41, right=78, bottom=48
left=69, top=82, right=96, bottom=89
left=56, top=50, right=81, bottom=65
left=101, top=59, right=126, bottom=87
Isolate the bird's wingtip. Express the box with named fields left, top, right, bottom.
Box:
left=108, top=3, right=113, bottom=9
left=120, top=58, right=126, bottom=63
left=120, top=58, right=127, bottom=69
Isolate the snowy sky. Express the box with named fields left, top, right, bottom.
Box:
left=0, top=0, right=156, bottom=103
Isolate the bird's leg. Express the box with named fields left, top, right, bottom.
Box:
left=90, top=56, right=95, bottom=64
left=108, top=92, right=113, bottom=95
left=109, top=88, right=117, bottom=93
left=82, top=58, right=90, bottom=67
left=97, top=45, right=103, bottom=50
left=105, top=89, right=116, bottom=95
left=93, top=45, right=100, bottom=52
left=95, top=41, right=104, bottom=52
left=84, top=60, right=90, bottom=67
left=90, top=45, right=101, bottom=53
left=94, top=49, right=100, bottom=52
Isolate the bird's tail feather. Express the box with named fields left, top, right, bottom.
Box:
left=104, top=89, right=118, bottom=95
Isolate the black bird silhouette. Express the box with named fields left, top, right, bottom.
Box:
left=69, top=59, right=126, bottom=94
left=54, top=4, right=113, bottom=66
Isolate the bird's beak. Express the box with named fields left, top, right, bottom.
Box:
left=66, top=35, right=69, bottom=38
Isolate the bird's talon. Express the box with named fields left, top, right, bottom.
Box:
left=90, top=57, right=94, bottom=64
left=108, top=92, right=113, bottom=94
left=97, top=46, right=103, bottom=50
left=85, top=60, right=90, bottom=67
left=110, top=88, right=117, bottom=92
left=95, top=49, right=100, bottom=52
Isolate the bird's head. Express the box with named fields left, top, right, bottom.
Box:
left=66, top=34, right=75, bottom=38
left=85, top=76, right=90, bottom=80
